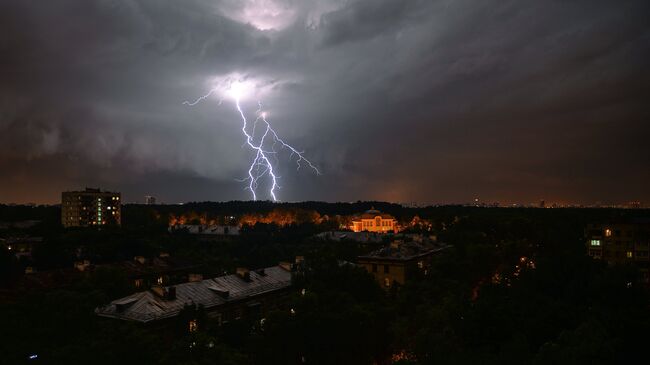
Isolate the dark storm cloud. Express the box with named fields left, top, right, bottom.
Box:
left=0, top=0, right=649, bottom=204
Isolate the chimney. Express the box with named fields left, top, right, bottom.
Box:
left=151, top=285, right=165, bottom=298
left=151, top=285, right=176, bottom=300
left=208, top=286, right=230, bottom=298
left=279, top=261, right=293, bottom=272
left=74, top=261, right=87, bottom=272
left=236, top=267, right=251, bottom=282
left=188, top=273, right=203, bottom=282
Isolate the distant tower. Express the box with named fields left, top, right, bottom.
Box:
left=145, top=196, right=157, bottom=205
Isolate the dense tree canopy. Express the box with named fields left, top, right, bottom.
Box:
left=1, top=204, right=649, bottom=363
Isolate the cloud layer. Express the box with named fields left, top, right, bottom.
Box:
left=1, top=0, right=649, bottom=204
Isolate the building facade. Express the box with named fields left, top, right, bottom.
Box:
left=585, top=222, right=650, bottom=281
left=357, top=241, right=448, bottom=288
left=61, top=188, right=121, bottom=227
left=350, top=209, right=398, bottom=233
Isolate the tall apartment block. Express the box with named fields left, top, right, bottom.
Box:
left=585, top=221, right=650, bottom=282
left=61, top=188, right=121, bottom=228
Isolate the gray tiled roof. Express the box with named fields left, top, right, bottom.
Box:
left=358, top=242, right=449, bottom=261
left=95, top=266, right=292, bottom=323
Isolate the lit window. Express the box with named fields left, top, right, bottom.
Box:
left=157, top=276, right=164, bottom=285
left=605, top=229, right=612, bottom=237
left=590, top=240, right=601, bottom=246
left=384, top=278, right=391, bottom=287
left=189, top=319, right=198, bottom=332
left=627, top=251, right=633, bottom=258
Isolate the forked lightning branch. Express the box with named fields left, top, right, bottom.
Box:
left=183, top=79, right=320, bottom=201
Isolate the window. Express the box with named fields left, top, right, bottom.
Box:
left=372, top=264, right=377, bottom=273
left=590, top=240, right=601, bottom=246
left=417, top=260, right=424, bottom=269
left=384, top=265, right=390, bottom=274
left=189, top=319, right=198, bottom=332
left=605, top=228, right=612, bottom=237
left=627, top=251, right=633, bottom=258
left=384, top=278, right=391, bottom=287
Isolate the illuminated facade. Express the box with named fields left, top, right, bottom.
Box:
left=585, top=222, right=650, bottom=282
left=350, top=209, right=398, bottom=233
left=61, top=188, right=121, bottom=227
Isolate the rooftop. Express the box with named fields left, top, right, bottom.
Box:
left=99, top=256, right=202, bottom=278
left=358, top=241, right=449, bottom=261
left=354, top=209, right=396, bottom=220
left=95, top=265, right=292, bottom=323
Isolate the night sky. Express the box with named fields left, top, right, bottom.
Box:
left=1, top=0, right=649, bottom=205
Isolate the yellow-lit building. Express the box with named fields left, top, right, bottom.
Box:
left=61, top=188, right=121, bottom=227
left=350, top=209, right=398, bottom=233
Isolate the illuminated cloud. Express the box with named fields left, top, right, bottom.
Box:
left=217, top=0, right=300, bottom=30
left=0, top=0, right=648, bottom=204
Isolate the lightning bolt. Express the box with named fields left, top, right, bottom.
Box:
left=183, top=86, right=320, bottom=201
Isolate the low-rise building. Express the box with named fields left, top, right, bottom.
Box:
left=103, top=254, right=203, bottom=289
left=96, top=265, right=293, bottom=327
left=350, top=209, right=398, bottom=233
left=357, top=241, right=449, bottom=289
left=2, top=236, right=43, bottom=259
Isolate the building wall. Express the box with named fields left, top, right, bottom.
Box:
left=62, top=189, right=121, bottom=227
left=205, top=288, right=292, bottom=326
left=358, top=260, right=407, bottom=288
left=586, top=223, right=650, bottom=282
left=351, top=216, right=397, bottom=233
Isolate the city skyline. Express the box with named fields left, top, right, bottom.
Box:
left=1, top=1, right=649, bottom=205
